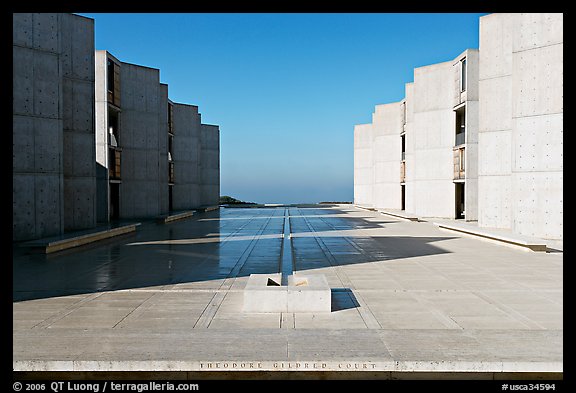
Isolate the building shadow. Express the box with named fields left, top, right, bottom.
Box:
left=13, top=207, right=456, bottom=302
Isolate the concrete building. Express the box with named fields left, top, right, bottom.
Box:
left=478, top=13, right=563, bottom=240
left=13, top=13, right=97, bottom=241
left=95, top=50, right=220, bottom=222
left=354, top=12, right=562, bottom=241
left=354, top=50, right=479, bottom=221
left=95, top=50, right=170, bottom=221
left=171, top=103, right=220, bottom=211
left=14, top=13, right=221, bottom=241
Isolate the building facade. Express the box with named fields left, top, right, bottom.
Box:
left=95, top=50, right=171, bottom=222
left=478, top=13, right=563, bottom=240
left=13, top=13, right=97, bottom=241
left=354, top=13, right=562, bottom=241
left=13, top=13, right=221, bottom=241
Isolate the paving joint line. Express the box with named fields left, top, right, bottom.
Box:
left=195, top=213, right=278, bottom=328
left=295, top=207, right=381, bottom=329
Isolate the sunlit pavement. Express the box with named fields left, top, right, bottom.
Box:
left=13, top=205, right=562, bottom=374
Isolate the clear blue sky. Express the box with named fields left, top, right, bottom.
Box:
left=80, top=13, right=487, bottom=204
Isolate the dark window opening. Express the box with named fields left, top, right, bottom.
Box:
left=455, top=107, right=465, bottom=146
left=108, top=110, right=119, bottom=147
left=460, top=58, right=467, bottom=92
left=110, top=183, right=120, bottom=221
left=401, top=134, right=406, bottom=161
left=455, top=183, right=465, bottom=219
left=401, top=185, right=405, bottom=211
left=107, top=59, right=115, bottom=93
left=168, top=103, right=174, bottom=135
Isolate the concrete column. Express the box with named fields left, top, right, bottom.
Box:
left=119, top=62, right=165, bottom=219
left=199, top=124, right=220, bottom=207
left=353, top=123, right=373, bottom=207
left=404, top=83, right=415, bottom=213
left=60, top=13, right=97, bottom=232
left=412, top=61, right=455, bottom=218
left=371, top=102, right=403, bottom=210
left=172, top=103, right=201, bottom=210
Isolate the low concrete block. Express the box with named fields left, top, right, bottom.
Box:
left=288, top=274, right=331, bottom=313
left=242, top=274, right=287, bottom=313
left=243, top=273, right=331, bottom=313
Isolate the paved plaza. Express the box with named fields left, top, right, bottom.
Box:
left=13, top=205, right=563, bottom=376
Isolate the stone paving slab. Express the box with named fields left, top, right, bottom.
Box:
left=13, top=206, right=563, bottom=374
left=13, top=329, right=561, bottom=372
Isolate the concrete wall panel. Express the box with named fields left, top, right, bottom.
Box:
left=13, top=13, right=33, bottom=47
left=33, top=52, right=60, bottom=118
left=372, top=102, right=402, bottom=210
left=412, top=180, right=454, bottom=218
left=353, top=124, right=373, bottom=207
left=12, top=174, right=36, bottom=240
left=32, top=13, right=59, bottom=52
left=479, top=13, right=514, bottom=80
left=67, top=15, right=94, bottom=80
left=12, top=116, right=35, bottom=174
left=478, top=77, right=512, bottom=132
left=478, top=131, right=512, bottom=176
left=65, top=80, right=94, bottom=132
left=34, top=174, right=63, bottom=238
left=413, top=62, right=453, bottom=113
left=514, top=13, right=563, bottom=52
left=512, top=113, right=563, bottom=173
left=64, top=177, right=96, bottom=231
left=63, top=132, right=95, bottom=177
left=12, top=46, right=34, bottom=115
left=512, top=172, right=562, bottom=239
left=35, top=117, right=62, bottom=174
left=478, top=175, right=512, bottom=229
left=512, top=44, right=563, bottom=118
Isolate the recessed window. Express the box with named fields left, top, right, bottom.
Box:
left=107, top=59, right=115, bottom=93
left=460, top=58, right=467, bottom=92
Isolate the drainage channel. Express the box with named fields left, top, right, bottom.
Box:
left=280, top=207, right=295, bottom=286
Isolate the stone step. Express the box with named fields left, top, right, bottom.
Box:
left=156, top=210, right=194, bottom=224
left=433, top=221, right=548, bottom=252
left=18, top=223, right=140, bottom=254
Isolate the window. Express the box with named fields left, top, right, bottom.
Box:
left=168, top=103, right=174, bottom=135
left=455, top=106, right=465, bottom=146
left=107, top=59, right=115, bottom=93
left=108, top=110, right=119, bottom=147
left=459, top=148, right=465, bottom=172
left=460, top=58, right=467, bottom=92
left=401, top=134, right=406, bottom=161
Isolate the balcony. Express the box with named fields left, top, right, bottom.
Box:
left=453, top=147, right=465, bottom=181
